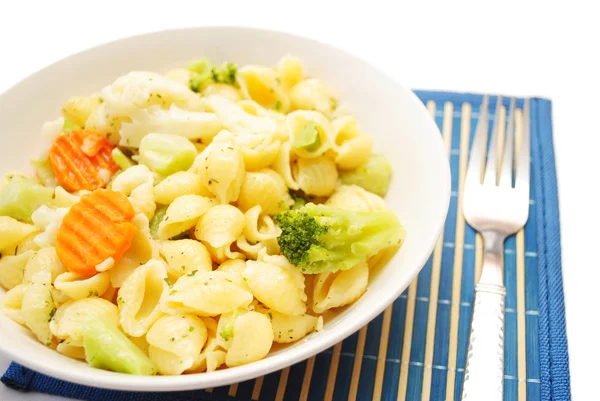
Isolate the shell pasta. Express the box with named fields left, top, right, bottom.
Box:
left=0, top=55, right=404, bottom=375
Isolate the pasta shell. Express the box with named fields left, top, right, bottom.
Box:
left=162, top=271, right=252, bottom=316
left=118, top=259, right=169, bottom=337
left=159, top=239, right=212, bottom=278
left=157, top=195, right=214, bottom=240
left=147, top=314, right=208, bottom=375
left=237, top=169, right=292, bottom=215
left=195, top=205, right=245, bottom=248
left=225, top=311, right=273, bottom=367
left=0, top=250, right=34, bottom=290
left=50, top=297, right=119, bottom=347
left=294, top=156, right=338, bottom=197
left=245, top=258, right=306, bottom=316
left=312, top=261, right=369, bottom=314
left=53, top=271, right=111, bottom=300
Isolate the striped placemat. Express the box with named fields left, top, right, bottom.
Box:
left=2, top=91, right=570, bottom=401
left=205, top=93, right=540, bottom=401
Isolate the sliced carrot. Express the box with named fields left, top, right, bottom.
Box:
left=56, top=189, right=136, bottom=276
left=49, top=129, right=119, bottom=192
left=81, top=131, right=107, bottom=157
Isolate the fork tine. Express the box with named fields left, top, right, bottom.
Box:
left=483, top=96, right=503, bottom=185
left=499, top=98, right=517, bottom=188
left=515, top=98, right=531, bottom=196
left=465, top=95, right=490, bottom=187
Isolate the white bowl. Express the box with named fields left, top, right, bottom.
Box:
left=0, top=27, right=450, bottom=391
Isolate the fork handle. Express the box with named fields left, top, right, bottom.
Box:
left=460, top=283, right=506, bottom=401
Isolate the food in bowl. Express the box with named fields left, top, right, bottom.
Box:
left=0, top=55, right=405, bottom=376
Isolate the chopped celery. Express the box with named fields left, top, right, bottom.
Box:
left=139, top=133, right=197, bottom=175
left=0, top=176, right=54, bottom=222
left=30, top=158, right=58, bottom=187
left=219, top=311, right=239, bottom=342
left=106, top=170, right=121, bottom=190
left=149, top=205, right=189, bottom=240
left=293, top=122, right=321, bottom=152
left=82, top=317, right=156, bottom=375
left=339, top=154, right=393, bottom=197
left=111, top=148, right=136, bottom=171
left=149, top=205, right=167, bottom=239
left=63, top=117, right=81, bottom=133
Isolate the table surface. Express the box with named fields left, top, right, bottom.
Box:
left=1, top=1, right=598, bottom=400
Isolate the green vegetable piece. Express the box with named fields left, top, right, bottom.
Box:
left=187, top=59, right=214, bottom=93
left=186, top=59, right=237, bottom=92
left=189, top=71, right=213, bottom=93
left=274, top=203, right=405, bottom=274
left=139, top=133, right=197, bottom=176
left=339, top=154, right=393, bottom=197
left=149, top=205, right=167, bottom=239
left=293, top=122, right=321, bottom=152
left=111, top=148, right=136, bottom=171
left=149, top=205, right=189, bottom=240
left=30, top=158, right=58, bottom=187
left=82, top=317, right=156, bottom=375
left=0, top=176, right=54, bottom=222
left=211, top=62, right=237, bottom=85
left=186, top=59, right=213, bottom=75
left=106, top=170, right=121, bottom=190
left=63, top=117, right=81, bottom=133
left=219, top=311, right=239, bottom=342
left=170, top=231, right=190, bottom=241
left=289, top=191, right=307, bottom=210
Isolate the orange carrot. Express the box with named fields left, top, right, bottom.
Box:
left=56, top=189, right=136, bottom=276
left=49, top=129, right=119, bottom=192
left=81, top=131, right=107, bottom=157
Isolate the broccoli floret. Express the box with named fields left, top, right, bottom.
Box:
left=149, top=205, right=167, bottom=239
left=188, top=60, right=237, bottom=93
left=274, top=203, right=405, bottom=274
left=211, top=62, right=237, bottom=85
left=189, top=71, right=213, bottom=93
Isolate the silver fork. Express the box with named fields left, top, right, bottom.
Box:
left=460, top=95, right=530, bottom=401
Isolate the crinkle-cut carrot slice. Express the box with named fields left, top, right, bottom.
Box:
left=81, top=131, right=107, bottom=157
left=56, top=189, right=136, bottom=276
left=49, top=129, right=120, bottom=192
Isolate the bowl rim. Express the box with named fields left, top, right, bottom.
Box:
left=0, top=25, right=451, bottom=391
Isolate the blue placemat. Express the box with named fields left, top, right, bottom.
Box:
left=2, top=91, right=570, bottom=401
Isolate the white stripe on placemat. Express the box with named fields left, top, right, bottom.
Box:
left=445, top=103, right=473, bottom=401
left=515, top=108, right=528, bottom=401
left=421, top=100, right=453, bottom=401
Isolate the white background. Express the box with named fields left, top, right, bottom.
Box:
left=0, top=1, right=598, bottom=399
